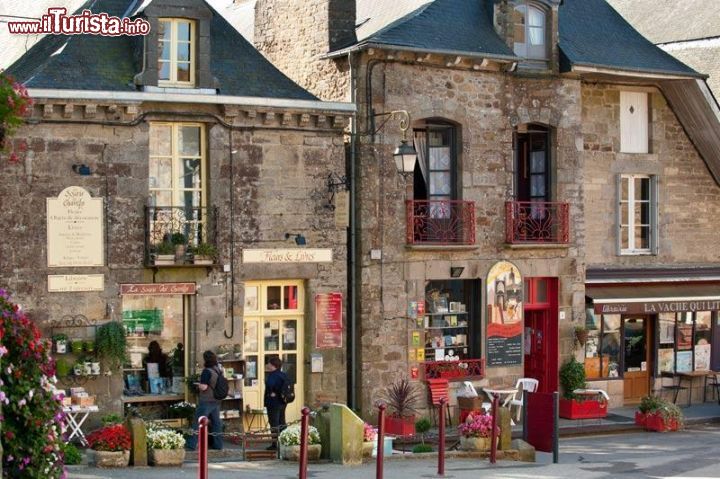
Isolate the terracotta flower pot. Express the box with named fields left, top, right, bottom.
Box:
left=280, top=444, right=322, bottom=461
left=93, top=450, right=130, bottom=468
left=459, top=436, right=497, bottom=451
left=362, top=441, right=374, bottom=458
left=149, top=448, right=185, bottom=466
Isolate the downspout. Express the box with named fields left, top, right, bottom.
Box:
left=348, top=50, right=358, bottom=410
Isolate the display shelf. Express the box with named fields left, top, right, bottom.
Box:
left=122, top=394, right=184, bottom=403
left=425, top=325, right=468, bottom=329
left=424, top=312, right=468, bottom=316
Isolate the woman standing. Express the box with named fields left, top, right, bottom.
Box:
left=186, top=351, right=223, bottom=450
left=264, top=356, right=289, bottom=450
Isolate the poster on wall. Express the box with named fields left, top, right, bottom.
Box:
left=47, top=186, right=104, bottom=267
left=315, top=292, right=343, bottom=349
left=486, top=261, right=524, bottom=367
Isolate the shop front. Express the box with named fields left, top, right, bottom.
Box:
left=585, top=280, right=720, bottom=406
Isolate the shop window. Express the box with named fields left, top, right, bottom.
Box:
left=158, top=18, right=195, bottom=87
left=512, top=1, right=549, bottom=67
left=620, top=91, right=649, bottom=153
left=658, top=311, right=713, bottom=374
left=618, top=174, right=658, bottom=255
left=584, top=309, right=621, bottom=379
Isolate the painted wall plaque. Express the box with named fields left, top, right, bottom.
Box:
left=46, top=186, right=104, bottom=267
left=486, top=261, right=524, bottom=367
left=48, top=274, right=104, bottom=292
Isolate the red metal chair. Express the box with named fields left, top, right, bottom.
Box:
left=427, top=378, right=452, bottom=427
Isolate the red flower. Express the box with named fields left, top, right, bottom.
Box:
left=87, top=424, right=132, bottom=452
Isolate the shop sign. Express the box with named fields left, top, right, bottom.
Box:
left=315, top=292, right=343, bottom=349
left=594, top=300, right=720, bottom=315
left=46, top=186, right=104, bottom=267
left=119, top=283, right=196, bottom=295
left=486, top=261, right=524, bottom=367
left=48, top=274, right=104, bottom=292
left=242, top=249, right=333, bottom=264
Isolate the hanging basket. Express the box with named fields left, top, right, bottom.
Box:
left=574, top=328, right=588, bottom=347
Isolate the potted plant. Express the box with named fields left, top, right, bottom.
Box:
left=362, top=423, right=376, bottom=458
left=147, top=427, right=186, bottom=466
left=55, top=358, right=71, bottom=378
left=73, top=362, right=85, bottom=377
left=191, top=242, right=217, bottom=265
left=559, top=358, right=607, bottom=419
left=170, top=232, right=187, bottom=263
left=458, top=411, right=500, bottom=451
left=279, top=424, right=322, bottom=461
left=96, top=321, right=127, bottom=371
left=87, top=424, right=132, bottom=467
left=71, top=339, right=84, bottom=355
left=412, top=417, right=433, bottom=453
left=382, top=377, right=420, bottom=436
left=53, top=334, right=68, bottom=354
left=574, top=325, right=588, bottom=348
left=636, top=394, right=662, bottom=427
left=84, top=339, right=95, bottom=353
left=169, top=401, right=196, bottom=427
left=154, top=241, right=176, bottom=265
left=639, top=395, right=683, bottom=432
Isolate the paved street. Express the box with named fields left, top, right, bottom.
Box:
left=68, top=423, right=720, bottom=479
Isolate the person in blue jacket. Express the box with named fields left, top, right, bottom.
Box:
left=264, top=356, right=289, bottom=450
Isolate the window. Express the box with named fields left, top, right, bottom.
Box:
left=515, top=124, right=550, bottom=202
left=584, top=310, right=621, bottom=379
left=620, top=92, right=649, bottom=153
left=158, top=19, right=195, bottom=86
left=618, top=174, right=658, bottom=255
left=423, top=280, right=481, bottom=362
left=513, top=2, right=548, bottom=63
left=413, top=124, right=457, bottom=206
left=658, top=312, right=713, bottom=374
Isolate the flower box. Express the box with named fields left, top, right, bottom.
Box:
left=645, top=413, right=679, bottom=432
left=280, top=444, right=322, bottom=461
left=149, top=448, right=185, bottom=466
left=559, top=398, right=607, bottom=419
left=362, top=441, right=374, bottom=458
left=193, top=255, right=214, bottom=265
left=384, top=415, right=415, bottom=436
left=459, top=436, right=498, bottom=451
left=635, top=411, right=647, bottom=427
left=154, top=254, right=176, bottom=266
left=93, top=450, right=130, bottom=468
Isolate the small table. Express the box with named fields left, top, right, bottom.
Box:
left=676, top=371, right=716, bottom=406
left=63, top=405, right=99, bottom=446
left=482, top=388, right=518, bottom=408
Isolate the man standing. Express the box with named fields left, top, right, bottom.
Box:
left=264, top=356, right=289, bottom=450
left=186, top=351, right=223, bottom=450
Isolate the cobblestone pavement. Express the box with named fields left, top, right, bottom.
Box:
left=68, top=423, right=720, bottom=479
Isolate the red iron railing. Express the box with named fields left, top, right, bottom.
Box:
left=505, top=201, right=569, bottom=244
left=406, top=200, right=476, bottom=245
left=423, top=358, right=484, bottom=381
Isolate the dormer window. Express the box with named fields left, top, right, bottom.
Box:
left=158, top=18, right=195, bottom=87
left=513, top=2, right=549, bottom=66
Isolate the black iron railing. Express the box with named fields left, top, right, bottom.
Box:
left=144, top=206, right=218, bottom=266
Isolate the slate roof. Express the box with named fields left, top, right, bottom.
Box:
left=355, top=0, right=430, bottom=42
left=558, top=0, right=703, bottom=78
left=5, top=0, right=316, bottom=100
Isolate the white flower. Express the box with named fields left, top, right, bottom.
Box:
left=279, top=425, right=321, bottom=446
left=147, top=428, right=185, bottom=450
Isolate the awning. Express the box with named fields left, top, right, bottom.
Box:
left=586, top=283, right=720, bottom=315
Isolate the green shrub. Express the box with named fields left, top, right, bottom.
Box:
left=96, top=321, right=127, bottom=370
left=155, top=241, right=175, bottom=255
left=62, top=443, right=83, bottom=465
left=559, top=358, right=586, bottom=400
left=412, top=444, right=434, bottom=453
left=101, top=413, right=123, bottom=426
left=415, top=417, right=432, bottom=434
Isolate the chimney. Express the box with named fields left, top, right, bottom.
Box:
left=328, top=0, right=357, bottom=51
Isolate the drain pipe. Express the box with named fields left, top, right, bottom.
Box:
left=348, top=50, right=358, bottom=410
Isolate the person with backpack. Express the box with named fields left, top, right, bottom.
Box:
left=186, top=351, right=225, bottom=451
left=264, top=356, right=292, bottom=450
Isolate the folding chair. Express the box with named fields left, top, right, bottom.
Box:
left=427, top=378, right=452, bottom=427
left=508, top=378, right=539, bottom=423
left=660, top=372, right=687, bottom=405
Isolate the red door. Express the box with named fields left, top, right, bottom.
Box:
left=523, top=278, right=559, bottom=394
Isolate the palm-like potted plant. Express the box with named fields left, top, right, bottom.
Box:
left=279, top=424, right=322, bottom=461
left=559, top=358, right=607, bottom=419
left=147, top=427, right=186, bottom=466
left=191, top=242, right=217, bottom=265
left=87, top=424, right=132, bottom=467
left=382, top=377, right=420, bottom=436
left=154, top=241, right=175, bottom=265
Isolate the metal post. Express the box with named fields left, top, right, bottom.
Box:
left=299, top=407, right=311, bottom=479
left=438, top=397, right=446, bottom=476
left=490, top=394, right=499, bottom=464
left=522, top=390, right=528, bottom=442
left=198, top=416, right=208, bottom=479
left=552, top=392, right=559, bottom=464
left=376, top=402, right=387, bottom=479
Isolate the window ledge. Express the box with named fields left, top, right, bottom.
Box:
left=406, top=244, right=479, bottom=252
left=504, top=243, right=570, bottom=250
left=143, top=86, right=216, bottom=95
left=619, top=251, right=655, bottom=256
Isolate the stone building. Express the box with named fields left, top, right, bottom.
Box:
left=0, top=0, right=353, bottom=424
left=252, top=0, right=720, bottom=413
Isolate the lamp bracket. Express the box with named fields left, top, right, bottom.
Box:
left=325, top=173, right=348, bottom=209
left=370, top=109, right=411, bottom=139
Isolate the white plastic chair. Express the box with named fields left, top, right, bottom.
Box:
left=508, top=378, right=539, bottom=422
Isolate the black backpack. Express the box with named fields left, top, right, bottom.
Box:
left=211, top=367, right=229, bottom=400
left=280, top=376, right=295, bottom=404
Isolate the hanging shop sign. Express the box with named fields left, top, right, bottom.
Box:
left=593, top=300, right=720, bottom=315
left=486, top=261, right=524, bottom=367
left=48, top=274, right=104, bottom=292
left=46, top=186, right=104, bottom=267
left=242, top=249, right=333, bottom=264
left=120, top=283, right=196, bottom=295
left=315, top=292, right=343, bottom=349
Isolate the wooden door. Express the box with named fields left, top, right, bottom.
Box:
left=623, top=317, right=649, bottom=404
left=522, top=278, right=558, bottom=394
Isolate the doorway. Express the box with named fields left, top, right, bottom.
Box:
left=622, top=316, right=650, bottom=404
left=242, top=281, right=305, bottom=422
left=515, top=124, right=550, bottom=203
left=523, top=278, right=558, bottom=394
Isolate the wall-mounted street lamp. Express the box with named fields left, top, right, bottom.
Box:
left=372, top=110, right=418, bottom=175
left=285, top=233, right=307, bottom=246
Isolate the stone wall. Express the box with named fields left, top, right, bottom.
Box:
left=0, top=99, right=348, bottom=420
left=254, top=0, right=351, bottom=101
left=354, top=58, right=587, bottom=414
left=582, top=83, right=720, bottom=266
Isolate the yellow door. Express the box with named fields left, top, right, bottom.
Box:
left=242, top=281, right=304, bottom=423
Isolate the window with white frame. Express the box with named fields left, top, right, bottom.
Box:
left=513, top=2, right=548, bottom=63
left=158, top=19, right=195, bottom=86
left=618, top=174, right=658, bottom=255
left=620, top=92, right=649, bottom=153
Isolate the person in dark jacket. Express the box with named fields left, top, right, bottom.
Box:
left=264, top=356, right=289, bottom=450
left=186, top=351, right=223, bottom=450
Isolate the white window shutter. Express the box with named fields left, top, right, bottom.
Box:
left=620, top=92, right=649, bottom=153
left=616, top=174, right=622, bottom=255
left=650, top=175, right=659, bottom=255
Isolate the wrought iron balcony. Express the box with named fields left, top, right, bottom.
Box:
left=505, top=201, right=569, bottom=244
left=423, top=358, right=485, bottom=381
left=406, top=200, right=476, bottom=246
left=144, top=206, right=218, bottom=266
